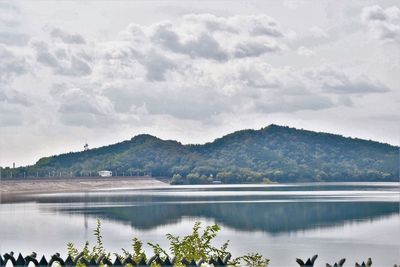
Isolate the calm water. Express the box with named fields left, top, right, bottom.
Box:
left=0, top=183, right=399, bottom=266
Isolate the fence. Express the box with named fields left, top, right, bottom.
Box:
left=0, top=252, right=398, bottom=267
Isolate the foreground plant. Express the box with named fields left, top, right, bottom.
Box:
left=67, top=219, right=269, bottom=266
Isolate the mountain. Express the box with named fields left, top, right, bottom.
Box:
left=4, top=125, right=399, bottom=183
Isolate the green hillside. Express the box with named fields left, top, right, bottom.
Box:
left=4, top=125, right=399, bottom=183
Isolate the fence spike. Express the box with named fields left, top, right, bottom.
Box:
left=327, top=258, right=345, bottom=267
left=208, top=256, right=226, bottom=266
left=122, top=257, right=135, bottom=266
left=137, top=257, right=148, bottom=266
left=181, top=258, right=190, bottom=266
left=79, top=257, right=90, bottom=266
left=101, top=256, right=113, bottom=266
left=96, top=254, right=105, bottom=265
left=113, top=256, right=123, bottom=266
left=356, top=258, right=372, bottom=267
left=152, top=255, right=164, bottom=266
left=96, top=255, right=104, bottom=265
left=38, top=255, right=48, bottom=267
left=162, top=257, right=173, bottom=267
left=88, top=257, right=97, bottom=266
left=15, top=253, right=26, bottom=266
left=148, top=255, right=157, bottom=265
left=217, top=256, right=225, bottom=266
left=64, top=255, right=74, bottom=267
left=189, top=259, right=198, bottom=267
left=297, top=259, right=305, bottom=266
left=73, top=252, right=85, bottom=265
left=296, top=255, right=318, bottom=267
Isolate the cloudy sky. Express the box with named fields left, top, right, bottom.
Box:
left=0, top=0, right=399, bottom=167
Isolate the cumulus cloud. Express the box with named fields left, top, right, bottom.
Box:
left=304, top=66, right=390, bottom=94
left=0, top=88, right=30, bottom=106
left=234, top=40, right=282, bottom=58
left=0, top=45, right=28, bottom=83
left=254, top=93, right=334, bottom=113
left=50, top=28, right=86, bottom=44
left=182, top=14, right=285, bottom=37
left=0, top=32, right=29, bottom=46
left=97, top=59, right=369, bottom=121
left=0, top=1, right=29, bottom=48
left=51, top=84, right=116, bottom=127
left=147, top=14, right=286, bottom=61
left=361, top=5, right=400, bottom=42
left=0, top=11, right=393, bottom=134
left=151, top=22, right=228, bottom=61
left=0, top=1, right=21, bottom=27
left=144, top=52, right=177, bottom=81
left=32, top=41, right=92, bottom=76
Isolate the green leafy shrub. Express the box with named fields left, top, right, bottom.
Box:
left=67, top=220, right=269, bottom=266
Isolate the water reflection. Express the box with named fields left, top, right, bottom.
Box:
left=0, top=183, right=399, bottom=266
left=33, top=183, right=399, bottom=233
left=53, top=201, right=398, bottom=233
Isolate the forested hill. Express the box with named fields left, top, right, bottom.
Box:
left=5, top=125, right=399, bottom=183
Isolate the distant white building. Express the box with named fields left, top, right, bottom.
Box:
left=98, top=170, right=112, bottom=177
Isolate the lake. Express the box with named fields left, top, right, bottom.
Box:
left=0, top=183, right=399, bottom=266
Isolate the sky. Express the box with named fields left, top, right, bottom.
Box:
left=0, top=0, right=399, bottom=167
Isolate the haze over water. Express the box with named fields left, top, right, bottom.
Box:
left=1, top=183, right=399, bottom=266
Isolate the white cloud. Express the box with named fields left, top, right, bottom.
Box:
left=0, top=88, right=30, bottom=107
left=234, top=40, right=282, bottom=58
left=0, top=1, right=21, bottom=27
left=51, top=84, right=117, bottom=127
left=147, top=14, right=287, bottom=61
left=0, top=45, right=29, bottom=83
left=151, top=23, right=228, bottom=61
left=0, top=32, right=29, bottom=46
left=304, top=66, right=390, bottom=94
left=32, top=40, right=92, bottom=76
left=361, top=5, right=400, bottom=42
left=0, top=2, right=399, bottom=165
left=50, top=28, right=86, bottom=44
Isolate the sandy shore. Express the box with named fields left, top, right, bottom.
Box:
left=0, top=176, right=168, bottom=195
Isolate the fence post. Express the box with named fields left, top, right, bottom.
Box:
left=355, top=258, right=372, bottom=267
left=296, top=255, right=318, bottom=267
left=15, top=253, right=26, bottom=266
left=326, top=258, right=345, bottom=267
left=38, top=255, right=48, bottom=267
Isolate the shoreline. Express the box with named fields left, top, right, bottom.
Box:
left=0, top=176, right=168, bottom=199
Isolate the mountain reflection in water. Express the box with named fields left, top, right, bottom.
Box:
left=1, top=183, right=399, bottom=267
left=34, top=183, right=399, bottom=233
